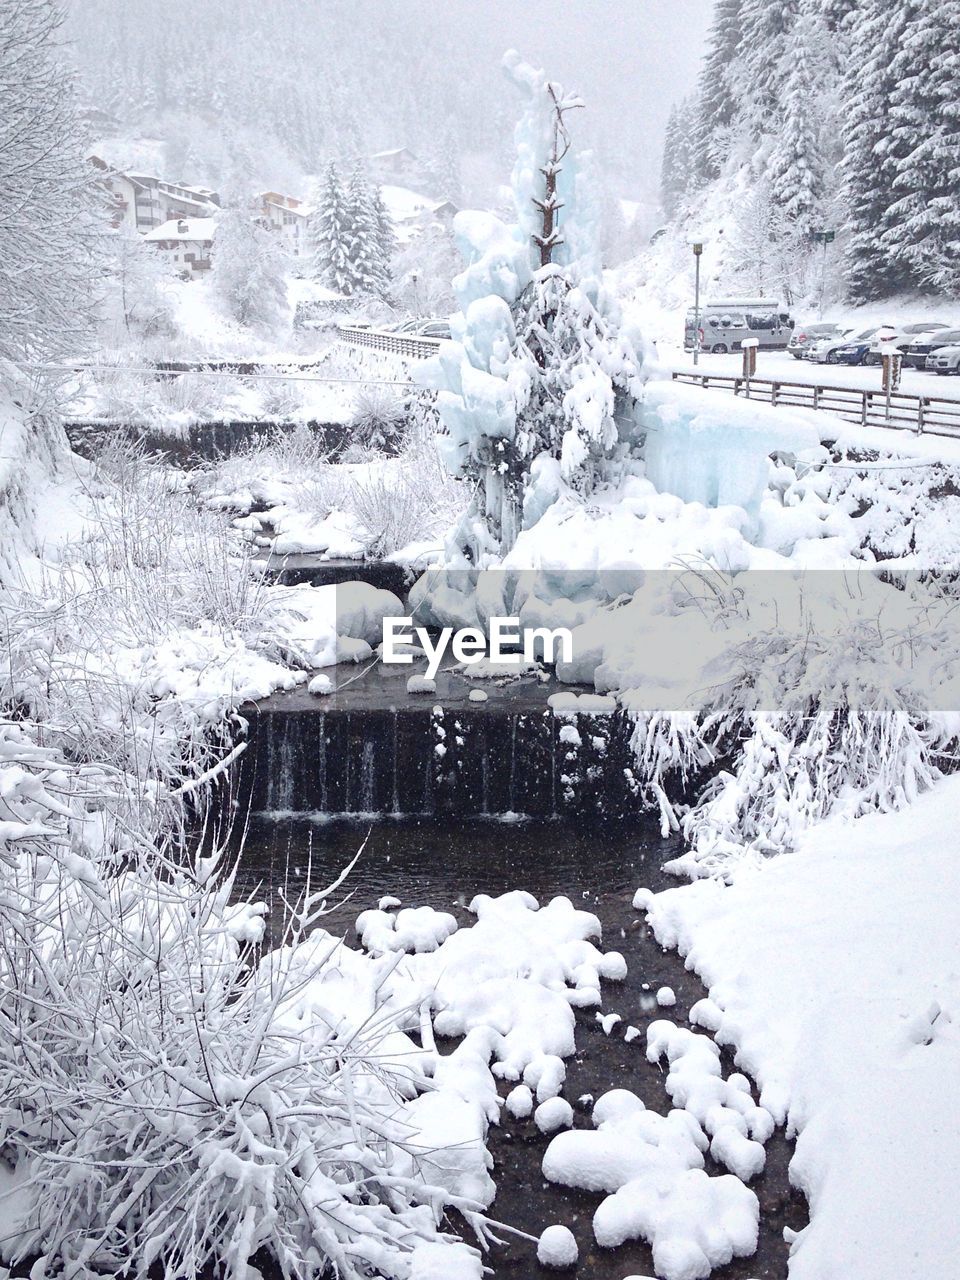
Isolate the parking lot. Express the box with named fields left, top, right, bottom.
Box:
left=661, top=345, right=960, bottom=402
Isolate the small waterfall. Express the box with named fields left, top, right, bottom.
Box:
left=242, top=697, right=645, bottom=820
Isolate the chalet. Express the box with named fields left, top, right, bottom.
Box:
left=368, top=147, right=433, bottom=193
left=256, top=191, right=313, bottom=258
left=90, top=157, right=220, bottom=234
left=144, top=217, right=216, bottom=278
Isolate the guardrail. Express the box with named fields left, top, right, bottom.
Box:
left=671, top=371, right=960, bottom=438
left=339, top=325, right=443, bottom=358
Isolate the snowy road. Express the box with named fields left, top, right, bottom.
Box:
left=662, top=346, right=960, bottom=402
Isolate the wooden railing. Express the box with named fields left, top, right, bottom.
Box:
left=339, top=324, right=443, bottom=358
left=671, top=371, right=960, bottom=438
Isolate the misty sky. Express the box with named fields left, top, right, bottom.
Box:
left=433, top=1, right=712, bottom=166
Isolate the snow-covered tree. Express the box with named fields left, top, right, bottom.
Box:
left=308, top=161, right=356, bottom=294
left=393, top=222, right=457, bottom=316
left=695, top=0, right=743, bottom=183
left=211, top=203, right=288, bottom=329
left=104, top=229, right=178, bottom=341
left=0, top=0, right=102, bottom=366
left=421, top=52, right=647, bottom=562
left=344, top=163, right=391, bottom=298
left=738, top=0, right=800, bottom=130
left=840, top=0, right=915, bottom=302
left=369, top=182, right=399, bottom=282
left=765, top=9, right=826, bottom=229
left=880, top=0, right=960, bottom=294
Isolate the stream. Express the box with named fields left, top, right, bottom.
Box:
left=231, top=814, right=807, bottom=1278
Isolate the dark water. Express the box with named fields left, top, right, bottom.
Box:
left=233, top=815, right=805, bottom=1278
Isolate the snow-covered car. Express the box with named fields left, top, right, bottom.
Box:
left=414, top=321, right=452, bottom=339
left=926, top=346, right=960, bottom=375
left=904, top=328, right=960, bottom=369
left=806, top=327, right=871, bottom=363
left=787, top=322, right=843, bottom=359
left=834, top=327, right=897, bottom=366
left=861, top=321, right=952, bottom=366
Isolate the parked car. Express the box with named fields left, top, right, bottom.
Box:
left=807, top=327, right=872, bottom=363
left=834, top=326, right=898, bottom=366
left=926, top=346, right=960, bottom=375
left=787, top=322, right=843, bottom=359
left=902, top=327, right=960, bottom=368
left=862, top=321, right=952, bottom=366
left=414, top=321, right=452, bottom=339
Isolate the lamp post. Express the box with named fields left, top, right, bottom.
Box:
left=692, top=241, right=703, bottom=367
left=809, top=229, right=835, bottom=319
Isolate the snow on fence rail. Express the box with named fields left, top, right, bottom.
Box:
left=671, top=371, right=960, bottom=438
left=338, top=324, right=443, bottom=359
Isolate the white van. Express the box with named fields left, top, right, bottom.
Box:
left=684, top=299, right=795, bottom=354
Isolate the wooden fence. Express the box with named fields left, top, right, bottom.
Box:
left=671, top=370, right=960, bottom=438
left=339, top=325, right=443, bottom=359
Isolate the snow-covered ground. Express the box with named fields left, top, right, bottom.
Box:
left=638, top=779, right=960, bottom=1280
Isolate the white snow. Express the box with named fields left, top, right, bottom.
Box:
left=656, top=986, right=677, bottom=1007
left=537, top=1224, right=579, bottom=1268
left=640, top=777, right=960, bottom=1280
left=535, top=1096, right=574, bottom=1134
left=543, top=1089, right=759, bottom=1277
left=505, top=1084, right=534, bottom=1119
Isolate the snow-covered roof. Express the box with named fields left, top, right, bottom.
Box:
left=370, top=147, right=417, bottom=161
left=144, top=217, right=217, bottom=243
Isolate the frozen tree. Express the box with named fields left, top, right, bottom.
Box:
left=422, top=53, right=647, bottom=562
left=0, top=0, right=102, bottom=366
left=212, top=203, right=289, bottom=329
left=309, top=161, right=356, bottom=294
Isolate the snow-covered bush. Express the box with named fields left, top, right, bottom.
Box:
left=0, top=723, right=483, bottom=1280
left=350, top=384, right=407, bottom=451
left=253, top=371, right=305, bottom=419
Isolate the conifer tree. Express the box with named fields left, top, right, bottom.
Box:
left=840, top=0, right=914, bottom=301
left=308, top=161, right=355, bottom=294
left=765, top=9, right=825, bottom=229
left=881, top=0, right=960, bottom=293
left=695, top=0, right=743, bottom=183
left=344, top=163, right=390, bottom=297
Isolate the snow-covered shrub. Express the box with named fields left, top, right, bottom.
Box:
left=253, top=371, right=305, bottom=420
left=156, top=371, right=229, bottom=419
left=678, top=612, right=946, bottom=873
left=0, top=446, right=269, bottom=783
left=350, top=383, right=407, bottom=451
left=0, top=723, right=481, bottom=1280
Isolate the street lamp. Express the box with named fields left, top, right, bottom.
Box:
left=809, top=229, right=836, bottom=319
left=692, top=241, right=704, bottom=367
